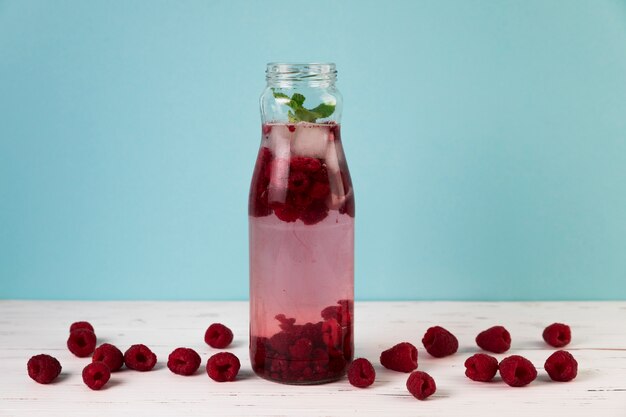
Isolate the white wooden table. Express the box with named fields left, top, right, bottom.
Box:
left=1, top=301, right=625, bottom=416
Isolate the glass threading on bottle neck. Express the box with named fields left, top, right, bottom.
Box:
left=266, top=63, right=337, bottom=88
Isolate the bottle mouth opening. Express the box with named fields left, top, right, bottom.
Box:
left=266, top=62, right=337, bottom=83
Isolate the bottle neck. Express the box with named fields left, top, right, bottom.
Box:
left=266, top=63, right=337, bottom=89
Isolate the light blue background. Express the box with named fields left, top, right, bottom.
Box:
left=1, top=1, right=625, bottom=300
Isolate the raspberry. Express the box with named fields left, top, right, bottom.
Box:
left=380, top=342, right=418, bottom=372
left=542, top=323, right=571, bottom=348
left=422, top=326, right=459, bottom=358
left=300, top=200, right=329, bottom=225
left=206, top=352, right=240, bottom=382
left=310, top=181, right=330, bottom=199
left=67, top=329, right=97, bottom=357
left=124, top=344, right=157, bottom=371
left=300, top=321, right=324, bottom=347
left=464, top=353, right=499, bottom=382
left=290, top=192, right=314, bottom=210
left=343, top=331, right=354, bottom=361
left=544, top=350, right=578, bottom=382
left=499, top=355, right=537, bottom=387
left=251, top=336, right=268, bottom=371
left=328, top=348, right=347, bottom=372
left=322, top=318, right=342, bottom=348
left=311, top=347, right=329, bottom=360
left=27, top=354, right=62, bottom=384
left=272, top=202, right=300, bottom=222
left=288, top=338, right=313, bottom=360
left=290, top=156, right=322, bottom=173
left=476, top=325, right=511, bottom=353
left=249, top=147, right=273, bottom=217
left=288, top=171, right=310, bottom=193
left=337, top=299, right=353, bottom=320
left=92, top=343, right=124, bottom=372
left=70, top=321, right=94, bottom=333
left=321, top=305, right=342, bottom=322
left=322, top=300, right=352, bottom=327
left=82, top=362, right=110, bottom=390
left=347, top=358, right=375, bottom=388
left=204, top=323, right=234, bottom=349
left=268, top=331, right=295, bottom=355
left=168, top=347, right=202, bottom=376
left=275, top=313, right=296, bottom=331
left=406, top=371, right=436, bottom=400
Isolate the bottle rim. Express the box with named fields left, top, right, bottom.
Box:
left=266, top=63, right=337, bottom=83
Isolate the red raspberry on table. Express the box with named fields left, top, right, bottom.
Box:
left=67, top=329, right=97, bottom=357
left=27, top=354, right=62, bottom=384
left=499, top=355, right=537, bottom=387
left=464, top=353, right=499, bottom=382
left=476, top=325, right=511, bottom=353
left=406, top=371, right=436, bottom=400
left=206, top=352, right=240, bottom=382
left=347, top=358, right=376, bottom=388
left=69, top=321, right=94, bottom=333
left=422, top=326, right=459, bottom=358
left=168, top=347, right=202, bottom=376
left=124, top=344, right=157, bottom=371
left=544, top=350, right=578, bottom=382
left=82, top=362, right=110, bottom=390
left=204, top=323, right=234, bottom=349
left=542, top=323, right=571, bottom=348
left=380, top=342, right=418, bottom=372
left=92, top=343, right=124, bottom=372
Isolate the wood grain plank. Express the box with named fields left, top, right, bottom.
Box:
left=0, top=301, right=624, bottom=416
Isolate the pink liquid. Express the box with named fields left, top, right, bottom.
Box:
left=249, top=122, right=354, bottom=384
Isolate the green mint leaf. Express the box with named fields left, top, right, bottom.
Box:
left=272, top=91, right=291, bottom=100
left=309, top=102, right=335, bottom=119
left=294, top=108, right=319, bottom=123
left=272, top=90, right=335, bottom=123
left=291, top=93, right=306, bottom=107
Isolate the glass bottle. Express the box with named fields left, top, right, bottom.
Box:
left=248, top=63, right=355, bottom=384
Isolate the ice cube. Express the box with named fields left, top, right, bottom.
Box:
left=325, top=140, right=345, bottom=209
left=267, top=124, right=293, bottom=159
left=324, top=139, right=340, bottom=174
left=291, top=124, right=329, bottom=158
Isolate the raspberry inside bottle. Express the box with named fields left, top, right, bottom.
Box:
left=249, top=63, right=355, bottom=384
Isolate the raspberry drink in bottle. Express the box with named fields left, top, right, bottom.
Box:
left=249, top=63, right=355, bottom=384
